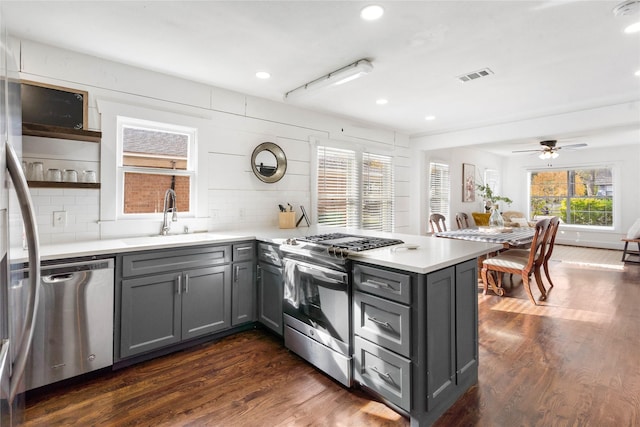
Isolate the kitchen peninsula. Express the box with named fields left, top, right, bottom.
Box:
left=28, top=227, right=502, bottom=427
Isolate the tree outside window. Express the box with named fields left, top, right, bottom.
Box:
left=529, top=167, right=613, bottom=226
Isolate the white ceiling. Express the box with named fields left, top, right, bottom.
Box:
left=3, top=1, right=640, bottom=153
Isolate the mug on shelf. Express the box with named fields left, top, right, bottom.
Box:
left=46, top=168, right=62, bottom=182
left=82, top=170, right=97, bottom=183
left=63, top=169, right=78, bottom=183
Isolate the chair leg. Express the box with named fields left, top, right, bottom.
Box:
left=522, top=274, right=537, bottom=305
left=533, top=266, right=547, bottom=300
left=543, top=261, right=554, bottom=289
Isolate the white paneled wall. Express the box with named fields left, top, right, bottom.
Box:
left=30, top=188, right=100, bottom=245
left=17, top=38, right=412, bottom=243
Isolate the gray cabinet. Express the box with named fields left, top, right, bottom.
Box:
left=353, top=259, right=479, bottom=426
left=231, top=242, right=256, bottom=326
left=257, top=243, right=283, bottom=336
left=118, top=245, right=232, bottom=359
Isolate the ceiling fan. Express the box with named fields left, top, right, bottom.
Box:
left=512, top=140, right=588, bottom=159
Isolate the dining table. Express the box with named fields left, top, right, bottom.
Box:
left=434, top=226, right=536, bottom=249
left=434, top=226, right=537, bottom=296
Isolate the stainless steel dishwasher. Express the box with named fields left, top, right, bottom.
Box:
left=25, top=258, right=114, bottom=390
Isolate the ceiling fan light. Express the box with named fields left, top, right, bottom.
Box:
left=551, top=151, right=559, bottom=159
left=539, top=152, right=547, bottom=159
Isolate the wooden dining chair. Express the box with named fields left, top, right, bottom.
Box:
left=480, top=218, right=551, bottom=305
left=508, top=216, right=560, bottom=294
left=455, top=212, right=470, bottom=229
left=429, top=213, right=447, bottom=233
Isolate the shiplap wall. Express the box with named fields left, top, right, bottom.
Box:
left=15, top=38, right=412, bottom=243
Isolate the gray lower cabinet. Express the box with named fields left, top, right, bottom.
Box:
left=257, top=243, right=283, bottom=336
left=117, top=244, right=240, bottom=360
left=120, top=264, right=231, bottom=359
left=231, top=261, right=255, bottom=326
left=353, top=258, right=479, bottom=426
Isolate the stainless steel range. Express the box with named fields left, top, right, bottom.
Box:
left=280, top=233, right=403, bottom=387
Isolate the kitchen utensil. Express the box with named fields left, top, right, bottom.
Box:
left=287, top=203, right=293, bottom=212
left=46, top=168, right=62, bottom=182
left=278, top=204, right=286, bottom=212
left=63, top=169, right=78, bottom=182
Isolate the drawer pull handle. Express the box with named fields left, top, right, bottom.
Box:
left=367, top=316, right=392, bottom=329
left=366, top=279, right=392, bottom=289
left=370, top=366, right=395, bottom=384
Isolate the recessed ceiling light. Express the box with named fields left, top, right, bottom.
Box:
left=376, top=98, right=388, bottom=105
left=635, top=69, right=640, bottom=76
left=361, top=5, right=384, bottom=21
left=256, top=71, right=271, bottom=79
left=625, top=21, right=640, bottom=33
left=425, top=115, right=436, bottom=121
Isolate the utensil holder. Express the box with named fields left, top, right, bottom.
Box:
left=279, top=212, right=296, bottom=229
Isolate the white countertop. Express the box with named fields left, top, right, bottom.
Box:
left=21, top=226, right=502, bottom=275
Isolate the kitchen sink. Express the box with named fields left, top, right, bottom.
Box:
left=121, top=232, right=243, bottom=246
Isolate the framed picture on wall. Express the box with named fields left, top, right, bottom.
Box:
left=463, top=163, right=475, bottom=202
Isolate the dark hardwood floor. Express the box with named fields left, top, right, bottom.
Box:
left=23, top=248, right=640, bottom=426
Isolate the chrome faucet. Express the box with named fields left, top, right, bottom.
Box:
left=160, top=188, right=178, bottom=235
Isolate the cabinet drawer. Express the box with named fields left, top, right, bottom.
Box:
left=258, top=242, right=282, bottom=267
left=354, top=336, right=411, bottom=411
left=353, top=264, right=411, bottom=304
left=233, top=242, right=255, bottom=262
left=354, top=292, right=411, bottom=358
left=121, top=245, right=231, bottom=277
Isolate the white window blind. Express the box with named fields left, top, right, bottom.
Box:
left=317, top=146, right=394, bottom=231
left=362, top=152, right=394, bottom=232
left=429, top=162, right=450, bottom=219
left=484, top=169, right=500, bottom=197
left=317, top=146, right=359, bottom=227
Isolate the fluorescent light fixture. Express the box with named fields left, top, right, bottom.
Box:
left=284, top=59, right=373, bottom=100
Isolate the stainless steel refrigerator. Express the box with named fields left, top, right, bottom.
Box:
left=0, top=15, right=41, bottom=427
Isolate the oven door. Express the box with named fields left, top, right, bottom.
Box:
left=282, top=257, right=351, bottom=352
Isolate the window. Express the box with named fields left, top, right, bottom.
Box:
left=484, top=169, right=500, bottom=196
left=429, top=162, right=450, bottom=219
left=316, top=146, right=394, bottom=231
left=529, top=167, right=613, bottom=226
left=118, top=117, right=196, bottom=216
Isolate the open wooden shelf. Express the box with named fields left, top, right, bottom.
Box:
left=22, top=122, right=102, bottom=143
left=27, top=181, right=100, bottom=189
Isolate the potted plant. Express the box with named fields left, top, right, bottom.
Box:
left=476, top=183, right=512, bottom=212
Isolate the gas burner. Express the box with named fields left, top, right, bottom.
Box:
left=297, top=233, right=404, bottom=252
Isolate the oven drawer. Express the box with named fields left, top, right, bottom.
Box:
left=354, top=335, right=411, bottom=411
left=258, top=242, right=282, bottom=267
left=233, top=242, right=255, bottom=262
left=353, top=264, right=411, bottom=304
left=354, top=291, right=411, bottom=357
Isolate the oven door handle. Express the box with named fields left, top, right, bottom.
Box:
left=284, top=259, right=348, bottom=285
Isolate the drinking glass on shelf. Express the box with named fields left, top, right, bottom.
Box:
left=63, top=169, right=78, bottom=183
left=30, top=162, right=44, bottom=181
left=46, top=168, right=62, bottom=182
left=82, top=170, right=97, bottom=183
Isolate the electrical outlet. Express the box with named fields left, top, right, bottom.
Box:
left=53, top=211, right=67, bottom=227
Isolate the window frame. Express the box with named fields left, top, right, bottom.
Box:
left=315, top=143, right=395, bottom=232
left=527, top=164, right=617, bottom=230
left=428, top=161, right=451, bottom=220
left=116, top=116, right=197, bottom=219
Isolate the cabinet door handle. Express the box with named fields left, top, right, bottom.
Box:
left=176, top=274, right=182, bottom=295
left=365, top=279, right=392, bottom=289
left=367, top=316, right=392, bottom=329
left=184, top=273, right=189, bottom=293
left=233, top=265, right=239, bottom=283
left=256, top=265, right=261, bottom=280
left=369, top=366, right=395, bottom=384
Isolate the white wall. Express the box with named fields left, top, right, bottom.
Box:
left=15, top=39, right=412, bottom=243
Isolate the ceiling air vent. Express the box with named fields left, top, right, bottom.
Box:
left=457, top=68, right=494, bottom=83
